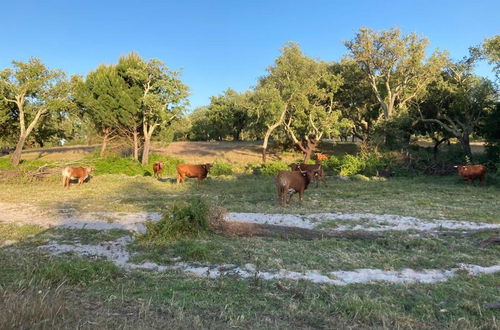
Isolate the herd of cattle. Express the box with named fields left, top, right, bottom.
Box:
left=61, top=152, right=488, bottom=207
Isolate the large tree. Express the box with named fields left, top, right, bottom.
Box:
left=74, top=64, right=139, bottom=157
left=417, top=59, right=497, bottom=158
left=483, top=35, right=500, bottom=80
left=344, top=28, right=446, bottom=120
left=0, top=58, right=72, bottom=166
left=205, top=89, right=251, bottom=141
left=118, top=53, right=189, bottom=165
left=331, top=59, right=379, bottom=142
left=253, top=43, right=345, bottom=162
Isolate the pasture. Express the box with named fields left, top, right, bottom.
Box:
left=0, top=144, right=499, bottom=329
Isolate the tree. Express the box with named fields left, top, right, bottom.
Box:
left=205, top=89, right=251, bottom=141
left=74, top=64, right=139, bottom=157
left=283, top=59, right=346, bottom=162
left=0, top=58, right=72, bottom=166
left=417, top=59, right=497, bottom=158
left=253, top=43, right=346, bottom=162
left=483, top=35, right=500, bottom=79
left=331, top=59, right=379, bottom=142
left=344, top=28, right=446, bottom=120
left=118, top=53, right=189, bottom=165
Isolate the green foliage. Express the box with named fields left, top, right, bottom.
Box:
left=260, top=161, right=290, bottom=176
left=338, top=154, right=365, bottom=176
left=86, top=153, right=183, bottom=176
left=210, top=162, right=234, bottom=176
left=147, top=153, right=184, bottom=176
left=90, top=156, right=144, bottom=176
left=140, top=198, right=211, bottom=242
left=36, top=258, right=122, bottom=285
left=322, top=155, right=342, bottom=174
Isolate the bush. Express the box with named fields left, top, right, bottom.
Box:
left=140, top=198, right=212, bottom=242
left=322, top=155, right=342, bottom=175
left=147, top=153, right=184, bottom=176
left=339, top=154, right=364, bottom=176
left=260, top=161, right=290, bottom=176
left=210, top=162, right=233, bottom=176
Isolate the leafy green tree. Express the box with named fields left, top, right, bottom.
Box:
left=483, top=35, right=500, bottom=79
left=117, top=53, right=189, bottom=165
left=344, top=28, right=447, bottom=120
left=253, top=43, right=346, bottom=162
left=0, top=58, right=72, bottom=166
left=205, top=89, right=250, bottom=141
left=417, top=59, right=497, bottom=158
left=331, top=59, right=379, bottom=142
left=74, top=64, right=139, bottom=157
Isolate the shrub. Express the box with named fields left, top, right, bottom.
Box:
left=210, top=162, right=233, bottom=176
left=90, top=156, right=143, bottom=176
left=147, top=153, right=184, bottom=176
left=339, top=154, right=364, bottom=176
left=140, top=198, right=212, bottom=242
left=322, top=155, right=342, bottom=175
left=260, top=161, right=290, bottom=176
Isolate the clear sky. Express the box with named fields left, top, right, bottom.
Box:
left=1, top=0, right=499, bottom=111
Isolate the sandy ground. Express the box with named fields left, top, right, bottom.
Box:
left=1, top=202, right=499, bottom=285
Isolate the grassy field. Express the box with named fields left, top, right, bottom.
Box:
left=0, top=143, right=499, bottom=329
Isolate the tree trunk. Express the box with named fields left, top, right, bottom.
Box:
left=10, top=134, right=28, bottom=166
left=141, top=135, right=151, bottom=165
left=261, top=106, right=287, bottom=163
left=100, top=135, right=108, bottom=157
left=458, top=134, right=472, bottom=160
left=301, top=138, right=319, bottom=163
left=132, top=129, right=139, bottom=161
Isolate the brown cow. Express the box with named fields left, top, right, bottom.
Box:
left=276, top=168, right=319, bottom=207
left=289, top=163, right=326, bottom=187
left=455, top=165, right=487, bottom=185
left=62, top=166, right=93, bottom=188
left=176, top=163, right=212, bottom=184
left=153, top=161, right=164, bottom=178
left=315, top=153, right=328, bottom=163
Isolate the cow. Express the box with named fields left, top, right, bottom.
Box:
left=276, top=168, right=319, bottom=207
left=153, top=161, right=164, bottom=178
left=289, top=163, right=326, bottom=187
left=315, top=153, right=328, bottom=163
left=62, top=166, right=93, bottom=188
left=455, top=165, right=487, bottom=185
left=176, top=163, right=212, bottom=184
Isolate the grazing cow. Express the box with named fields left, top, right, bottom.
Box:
left=176, top=163, right=212, bottom=184
left=315, top=153, right=328, bottom=163
left=455, top=165, right=487, bottom=185
left=153, top=161, right=164, bottom=178
left=276, top=169, right=319, bottom=207
left=289, top=163, right=326, bottom=187
left=62, top=166, right=93, bottom=188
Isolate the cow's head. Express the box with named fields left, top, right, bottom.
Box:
left=203, top=163, right=213, bottom=171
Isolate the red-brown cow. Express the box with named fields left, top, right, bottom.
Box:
left=153, top=161, right=164, bottom=178
left=455, top=165, right=487, bottom=185
left=62, top=166, right=93, bottom=188
left=289, top=163, right=326, bottom=187
left=176, top=163, right=212, bottom=184
left=276, top=168, right=319, bottom=207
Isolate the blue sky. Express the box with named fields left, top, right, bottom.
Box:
left=1, top=0, right=499, bottom=111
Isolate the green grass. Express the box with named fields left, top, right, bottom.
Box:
left=129, top=233, right=499, bottom=273
left=1, top=171, right=499, bottom=328
left=0, top=246, right=498, bottom=329
left=2, top=173, right=498, bottom=222
left=0, top=224, right=46, bottom=242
